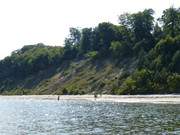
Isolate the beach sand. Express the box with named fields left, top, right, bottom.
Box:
left=0, top=95, right=180, bottom=104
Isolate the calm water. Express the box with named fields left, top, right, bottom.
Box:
left=0, top=99, right=179, bottom=135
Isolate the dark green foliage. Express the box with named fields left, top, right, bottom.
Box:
left=92, top=22, right=118, bottom=56
left=79, top=28, right=93, bottom=54
left=63, top=28, right=81, bottom=59
left=172, top=50, right=180, bottom=73
left=0, top=7, right=180, bottom=94
left=118, top=69, right=154, bottom=94
left=0, top=44, right=64, bottom=92
left=110, top=41, right=132, bottom=58
left=167, top=74, right=180, bottom=92
left=85, top=51, right=99, bottom=60
left=62, top=88, right=68, bottom=95
left=119, top=9, right=155, bottom=50
left=160, top=7, right=180, bottom=37
left=131, top=9, right=154, bottom=42
left=0, top=44, right=63, bottom=77
left=153, top=23, right=163, bottom=43
left=118, top=13, right=131, bottom=28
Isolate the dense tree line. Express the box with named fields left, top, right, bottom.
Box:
left=0, top=7, right=180, bottom=94
left=62, top=7, right=180, bottom=94
left=0, top=44, right=64, bottom=79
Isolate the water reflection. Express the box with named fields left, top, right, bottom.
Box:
left=0, top=99, right=179, bottom=134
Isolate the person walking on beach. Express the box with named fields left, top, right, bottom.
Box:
left=94, top=93, right=97, bottom=100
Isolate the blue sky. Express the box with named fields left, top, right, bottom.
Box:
left=0, top=0, right=179, bottom=59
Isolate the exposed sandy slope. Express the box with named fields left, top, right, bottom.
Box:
left=0, top=95, right=180, bottom=104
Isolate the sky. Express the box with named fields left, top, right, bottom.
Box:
left=0, top=0, right=179, bottom=59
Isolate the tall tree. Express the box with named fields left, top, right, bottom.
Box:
left=153, top=23, right=163, bottom=43
left=119, top=9, right=155, bottom=51
left=64, top=28, right=81, bottom=48
left=80, top=28, right=93, bottom=54
left=93, top=22, right=117, bottom=56
left=63, top=28, right=81, bottom=59
left=118, top=13, right=132, bottom=29
left=131, top=9, right=154, bottom=42
left=160, top=7, right=180, bottom=37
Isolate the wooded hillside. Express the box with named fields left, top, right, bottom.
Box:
left=0, top=7, right=179, bottom=94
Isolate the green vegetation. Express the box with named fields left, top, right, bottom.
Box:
left=0, top=7, right=180, bottom=95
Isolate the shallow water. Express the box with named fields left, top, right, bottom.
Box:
left=0, top=99, right=179, bottom=135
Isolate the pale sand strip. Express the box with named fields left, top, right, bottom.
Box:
left=0, top=95, right=180, bottom=104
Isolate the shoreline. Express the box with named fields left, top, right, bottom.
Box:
left=0, top=94, right=180, bottom=104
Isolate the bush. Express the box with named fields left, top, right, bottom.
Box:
left=62, top=88, right=68, bottom=95
left=167, top=74, right=180, bottom=93
left=85, top=51, right=99, bottom=59
left=110, top=41, right=132, bottom=58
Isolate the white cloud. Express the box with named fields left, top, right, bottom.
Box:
left=0, top=0, right=179, bottom=59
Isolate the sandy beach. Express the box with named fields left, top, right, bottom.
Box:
left=0, top=95, right=180, bottom=104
